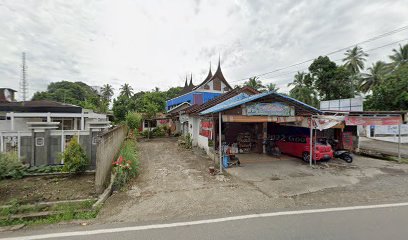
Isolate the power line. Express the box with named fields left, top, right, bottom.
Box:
left=231, top=24, right=408, bottom=83
left=256, top=38, right=408, bottom=84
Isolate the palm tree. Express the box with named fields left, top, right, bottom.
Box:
left=120, top=83, right=134, bottom=98
left=343, top=45, right=368, bottom=74
left=101, top=84, right=114, bottom=102
left=265, top=83, right=280, bottom=92
left=244, top=76, right=264, bottom=91
left=389, top=43, right=408, bottom=68
left=359, top=61, right=387, bottom=93
left=288, top=72, right=318, bottom=107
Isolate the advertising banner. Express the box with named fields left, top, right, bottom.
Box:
left=246, top=102, right=295, bottom=116
left=199, top=120, right=213, bottom=139
left=345, top=116, right=402, bottom=126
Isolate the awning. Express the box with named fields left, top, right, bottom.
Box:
left=222, top=115, right=303, bottom=123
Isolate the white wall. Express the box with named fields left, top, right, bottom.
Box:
left=197, top=134, right=209, bottom=152
left=364, top=125, right=408, bottom=143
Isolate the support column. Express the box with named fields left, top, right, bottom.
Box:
left=309, top=116, right=313, bottom=166
left=262, top=122, right=267, bottom=154
left=17, top=131, right=21, bottom=161
left=10, top=112, right=14, bottom=131
left=398, top=124, right=401, bottom=161
left=0, top=132, right=3, bottom=152
left=218, top=112, right=222, bottom=173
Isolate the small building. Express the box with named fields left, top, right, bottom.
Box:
left=165, top=60, right=232, bottom=111
left=0, top=88, right=110, bottom=167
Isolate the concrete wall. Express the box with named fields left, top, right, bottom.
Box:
left=95, top=125, right=127, bottom=194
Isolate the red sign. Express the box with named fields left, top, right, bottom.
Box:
left=345, top=116, right=402, bottom=126
left=199, top=121, right=213, bottom=139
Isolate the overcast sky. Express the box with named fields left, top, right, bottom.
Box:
left=1, top=0, right=408, bottom=100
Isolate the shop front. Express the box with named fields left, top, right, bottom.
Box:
left=200, top=91, right=323, bottom=169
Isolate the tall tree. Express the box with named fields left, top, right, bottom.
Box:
left=101, top=84, right=114, bottom=102
left=120, top=83, right=134, bottom=98
left=309, top=56, right=353, bottom=100
left=244, top=76, right=264, bottom=91
left=365, top=64, right=408, bottom=110
left=265, top=83, right=280, bottom=92
left=389, top=43, right=408, bottom=68
left=359, top=61, right=387, bottom=93
left=288, top=72, right=318, bottom=107
left=343, top=46, right=368, bottom=96
left=343, top=45, right=368, bottom=74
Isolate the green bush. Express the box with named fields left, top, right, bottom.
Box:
left=61, top=137, right=89, bottom=173
left=0, top=152, right=27, bottom=179
left=178, top=134, right=192, bottom=149
left=112, top=139, right=139, bottom=189
left=152, top=126, right=166, bottom=137
left=126, top=112, right=142, bottom=130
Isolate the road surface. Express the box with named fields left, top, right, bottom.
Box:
left=2, top=203, right=408, bottom=240
left=360, top=137, right=408, bottom=158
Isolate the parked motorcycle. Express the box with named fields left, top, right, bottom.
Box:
left=327, top=139, right=353, bottom=163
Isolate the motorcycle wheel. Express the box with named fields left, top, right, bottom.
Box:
left=302, top=152, right=310, bottom=163
left=342, top=155, right=353, bottom=163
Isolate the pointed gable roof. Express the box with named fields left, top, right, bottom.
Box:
left=210, top=58, right=232, bottom=89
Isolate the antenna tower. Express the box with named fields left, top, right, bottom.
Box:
left=20, top=52, right=28, bottom=101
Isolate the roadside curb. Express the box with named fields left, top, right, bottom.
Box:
left=92, top=173, right=117, bottom=209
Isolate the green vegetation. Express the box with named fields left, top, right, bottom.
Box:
left=32, top=81, right=109, bottom=113
left=0, top=200, right=98, bottom=227
left=112, top=139, right=139, bottom=190
left=284, top=43, right=408, bottom=111
left=178, top=134, right=193, bottom=149
left=0, top=152, right=65, bottom=180
left=0, top=152, right=26, bottom=179
left=112, top=85, right=182, bottom=122
left=126, top=112, right=142, bottom=130
left=61, top=137, right=89, bottom=173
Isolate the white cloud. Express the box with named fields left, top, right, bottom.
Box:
left=0, top=0, right=407, bottom=99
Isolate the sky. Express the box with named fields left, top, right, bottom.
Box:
left=1, top=0, right=408, bottom=100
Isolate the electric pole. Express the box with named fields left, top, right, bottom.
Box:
left=20, top=52, right=28, bottom=101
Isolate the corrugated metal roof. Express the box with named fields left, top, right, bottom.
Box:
left=200, top=91, right=322, bottom=115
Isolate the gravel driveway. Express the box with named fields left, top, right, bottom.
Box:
left=97, top=138, right=408, bottom=224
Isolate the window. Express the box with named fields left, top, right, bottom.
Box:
left=144, top=120, right=157, bottom=128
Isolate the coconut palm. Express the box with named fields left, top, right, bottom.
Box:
left=101, top=84, right=114, bottom=102
left=359, top=61, right=387, bottom=93
left=389, top=43, right=408, bottom=68
left=288, top=72, right=318, bottom=107
left=343, top=45, right=368, bottom=74
left=244, top=76, right=264, bottom=91
left=120, top=83, right=134, bottom=98
left=265, top=83, right=280, bottom=92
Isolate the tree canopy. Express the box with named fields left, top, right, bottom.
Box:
left=32, top=81, right=108, bottom=113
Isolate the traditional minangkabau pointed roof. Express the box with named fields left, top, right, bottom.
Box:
left=184, top=75, right=188, bottom=87
left=193, top=57, right=232, bottom=90
left=189, top=73, right=194, bottom=86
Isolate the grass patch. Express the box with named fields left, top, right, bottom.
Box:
left=0, top=200, right=98, bottom=227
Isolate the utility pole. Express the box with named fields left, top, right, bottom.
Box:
left=20, top=52, right=28, bottom=101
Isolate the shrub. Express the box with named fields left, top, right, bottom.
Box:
left=126, top=112, right=142, bottom=131
left=112, top=139, right=139, bottom=189
left=61, top=137, right=89, bottom=173
left=152, top=126, right=166, bottom=137
left=178, top=134, right=192, bottom=149
left=0, top=152, right=27, bottom=179
left=140, top=130, right=150, bottom=138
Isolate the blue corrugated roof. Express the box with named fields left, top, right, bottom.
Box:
left=200, top=91, right=322, bottom=115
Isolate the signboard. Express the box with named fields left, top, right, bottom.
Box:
left=35, top=137, right=45, bottom=147
left=246, top=102, right=295, bottom=116
left=199, top=120, right=213, bottom=139
left=341, top=132, right=353, bottom=150
left=320, top=97, right=363, bottom=111
left=345, top=116, right=402, bottom=126
left=374, top=124, right=408, bottom=135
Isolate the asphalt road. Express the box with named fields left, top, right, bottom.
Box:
left=360, top=137, right=408, bottom=158
left=2, top=203, right=408, bottom=240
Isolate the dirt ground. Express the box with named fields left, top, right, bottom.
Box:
left=0, top=174, right=97, bottom=205
left=97, top=138, right=408, bottom=224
